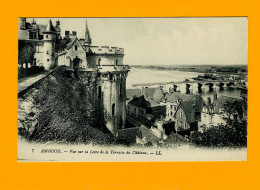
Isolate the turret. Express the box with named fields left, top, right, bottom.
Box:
left=43, top=19, right=56, bottom=70
left=84, top=19, right=92, bottom=46
left=54, top=20, right=61, bottom=38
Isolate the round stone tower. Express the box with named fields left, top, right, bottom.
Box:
left=43, top=19, right=56, bottom=70
left=88, top=46, right=129, bottom=136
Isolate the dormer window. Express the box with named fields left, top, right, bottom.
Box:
left=29, top=31, right=37, bottom=39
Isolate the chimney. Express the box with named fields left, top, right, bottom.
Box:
left=207, top=97, right=211, bottom=105
left=72, top=31, right=77, bottom=36
left=65, top=31, right=70, bottom=37
left=56, top=20, right=60, bottom=27
left=20, top=18, right=27, bottom=30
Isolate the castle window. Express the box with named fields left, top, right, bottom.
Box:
left=46, top=50, right=49, bottom=55
left=119, top=83, right=123, bottom=96
left=75, top=46, right=77, bottom=51
left=47, top=59, right=49, bottom=62
left=98, top=86, right=102, bottom=99
left=180, top=111, right=183, bottom=119
left=112, top=103, right=115, bottom=116
left=33, top=58, right=36, bottom=66
left=98, top=58, right=101, bottom=66
left=46, top=35, right=48, bottom=39
left=115, top=59, right=118, bottom=65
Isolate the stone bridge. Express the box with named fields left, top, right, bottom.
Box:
left=132, top=80, right=236, bottom=94
left=171, top=80, right=236, bottom=94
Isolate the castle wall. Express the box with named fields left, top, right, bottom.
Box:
left=89, top=46, right=124, bottom=54
left=96, top=72, right=127, bottom=136
left=87, top=55, right=124, bottom=69
left=58, top=53, right=70, bottom=67
left=34, top=52, right=44, bottom=67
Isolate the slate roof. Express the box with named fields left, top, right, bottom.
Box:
left=66, top=36, right=77, bottom=49
left=66, top=36, right=86, bottom=51
left=178, top=101, right=196, bottom=123
left=18, top=23, right=47, bottom=40
left=117, top=127, right=142, bottom=144
left=146, top=97, right=161, bottom=107
left=128, top=95, right=161, bottom=109
left=172, top=94, right=204, bottom=123
left=45, top=19, right=56, bottom=33
left=152, top=88, right=165, bottom=103
left=85, top=20, right=92, bottom=44
left=164, top=132, right=189, bottom=146
left=139, top=125, right=160, bottom=145
left=166, top=92, right=196, bottom=103
left=143, top=87, right=157, bottom=98
left=128, top=95, right=152, bottom=109
left=126, top=89, right=142, bottom=100
left=38, top=24, right=47, bottom=35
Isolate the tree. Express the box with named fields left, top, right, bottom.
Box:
left=18, top=41, right=36, bottom=65
left=222, top=99, right=244, bottom=125
left=189, top=100, right=247, bottom=148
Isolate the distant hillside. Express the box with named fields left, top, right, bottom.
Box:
left=130, top=65, right=247, bottom=74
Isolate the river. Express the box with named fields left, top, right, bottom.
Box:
left=126, top=67, right=243, bottom=100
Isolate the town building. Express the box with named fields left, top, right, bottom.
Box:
left=126, top=95, right=166, bottom=127
left=165, top=93, right=202, bottom=121
left=164, top=92, right=203, bottom=133
left=199, top=95, right=244, bottom=132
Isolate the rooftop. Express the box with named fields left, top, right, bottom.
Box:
left=166, top=92, right=197, bottom=103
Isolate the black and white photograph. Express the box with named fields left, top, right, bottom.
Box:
left=17, top=17, right=248, bottom=161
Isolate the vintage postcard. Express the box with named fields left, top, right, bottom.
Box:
left=17, top=17, right=248, bottom=161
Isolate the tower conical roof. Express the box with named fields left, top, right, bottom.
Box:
left=85, top=19, right=92, bottom=45
left=44, top=19, right=56, bottom=33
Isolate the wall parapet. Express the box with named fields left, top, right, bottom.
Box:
left=89, top=45, right=124, bottom=55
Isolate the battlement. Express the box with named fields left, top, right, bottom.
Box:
left=89, top=46, right=124, bottom=55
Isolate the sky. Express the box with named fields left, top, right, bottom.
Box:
left=25, top=17, right=248, bottom=66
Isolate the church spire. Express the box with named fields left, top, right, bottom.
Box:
left=84, top=19, right=92, bottom=45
